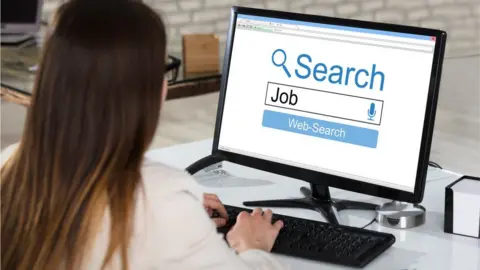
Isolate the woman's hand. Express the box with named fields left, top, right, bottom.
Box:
left=203, top=193, right=229, bottom=227
left=226, top=208, right=283, bottom=253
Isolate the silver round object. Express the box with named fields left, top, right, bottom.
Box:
left=376, top=201, right=426, bottom=229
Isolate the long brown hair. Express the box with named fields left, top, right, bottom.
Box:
left=1, top=1, right=166, bottom=269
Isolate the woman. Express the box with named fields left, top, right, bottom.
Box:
left=0, top=1, right=285, bottom=269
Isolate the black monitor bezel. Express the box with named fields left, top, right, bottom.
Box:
left=212, top=6, right=447, bottom=203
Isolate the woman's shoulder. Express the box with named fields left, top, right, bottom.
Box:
left=140, top=157, right=203, bottom=200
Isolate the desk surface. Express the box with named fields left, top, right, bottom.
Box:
left=146, top=139, right=479, bottom=270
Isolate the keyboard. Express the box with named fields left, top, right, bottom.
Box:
left=216, top=205, right=395, bottom=268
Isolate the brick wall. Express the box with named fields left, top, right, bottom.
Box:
left=45, top=0, right=480, bottom=58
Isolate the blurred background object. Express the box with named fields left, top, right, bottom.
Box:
left=1, top=0, right=44, bottom=45
left=182, top=34, right=220, bottom=77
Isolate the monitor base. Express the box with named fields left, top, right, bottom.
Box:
left=243, top=184, right=378, bottom=225
left=185, top=154, right=225, bottom=175
left=1, top=33, right=35, bottom=46
left=376, top=201, right=426, bottom=229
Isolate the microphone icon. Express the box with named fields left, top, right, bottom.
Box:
left=367, top=103, right=376, bottom=121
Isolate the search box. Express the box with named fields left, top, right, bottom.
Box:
left=264, top=82, right=384, bottom=126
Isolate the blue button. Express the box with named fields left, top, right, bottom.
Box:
left=262, top=110, right=379, bottom=148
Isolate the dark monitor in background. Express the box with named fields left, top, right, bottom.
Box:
left=1, top=0, right=44, bottom=44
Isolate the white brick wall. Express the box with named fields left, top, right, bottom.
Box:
left=362, top=0, right=384, bottom=12
left=179, top=0, right=201, bottom=11
left=45, top=0, right=480, bottom=57
left=266, top=0, right=288, bottom=10
left=291, top=0, right=313, bottom=9
left=336, top=3, right=359, bottom=16
left=433, top=5, right=471, bottom=18
left=408, top=9, right=430, bottom=21
left=386, top=0, right=425, bottom=9
left=304, top=5, right=336, bottom=17
left=192, top=10, right=229, bottom=23
left=204, top=0, right=238, bottom=8
left=164, top=12, right=190, bottom=26
left=375, top=9, right=405, bottom=22
left=159, top=1, right=178, bottom=12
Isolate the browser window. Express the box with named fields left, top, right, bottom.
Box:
left=218, top=14, right=437, bottom=192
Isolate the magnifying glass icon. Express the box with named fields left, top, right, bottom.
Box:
left=272, top=49, right=291, bottom=78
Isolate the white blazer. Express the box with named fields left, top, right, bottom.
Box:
left=1, top=143, right=287, bottom=270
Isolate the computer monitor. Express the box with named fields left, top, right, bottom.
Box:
left=1, top=0, right=44, bottom=43
left=187, top=6, right=446, bottom=224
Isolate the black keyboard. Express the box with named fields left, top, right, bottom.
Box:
left=216, top=205, right=395, bottom=268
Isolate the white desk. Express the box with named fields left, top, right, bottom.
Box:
left=146, top=139, right=480, bottom=270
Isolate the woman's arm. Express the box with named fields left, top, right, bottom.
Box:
left=141, top=188, right=288, bottom=270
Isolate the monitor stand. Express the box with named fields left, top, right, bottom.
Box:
left=243, top=184, right=378, bottom=225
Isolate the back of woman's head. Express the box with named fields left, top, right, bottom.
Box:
left=1, top=1, right=166, bottom=269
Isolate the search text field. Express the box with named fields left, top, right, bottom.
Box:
left=264, top=82, right=384, bottom=125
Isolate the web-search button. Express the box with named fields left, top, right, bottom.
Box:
left=262, top=110, right=379, bottom=148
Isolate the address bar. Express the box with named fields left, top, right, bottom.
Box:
left=271, top=28, right=432, bottom=52
left=240, top=19, right=434, bottom=46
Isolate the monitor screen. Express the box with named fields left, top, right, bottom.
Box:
left=1, top=0, right=39, bottom=24
left=218, top=14, right=437, bottom=193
